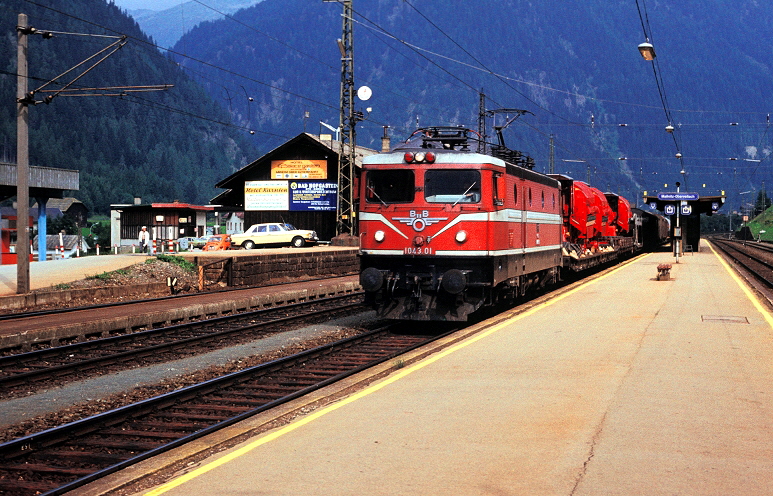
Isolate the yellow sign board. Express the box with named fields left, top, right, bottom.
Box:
left=271, top=159, right=327, bottom=180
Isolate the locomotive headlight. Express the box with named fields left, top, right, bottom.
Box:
left=415, top=152, right=426, bottom=162
left=455, top=230, right=468, bottom=243
left=374, top=230, right=386, bottom=242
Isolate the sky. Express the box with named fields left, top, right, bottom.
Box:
left=111, top=0, right=184, bottom=11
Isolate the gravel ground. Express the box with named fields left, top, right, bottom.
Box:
left=50, top=256, right=199, bottom=296
left=0, top=257, right=375, bottom=442
left=0, top=316, right=374, bottom=443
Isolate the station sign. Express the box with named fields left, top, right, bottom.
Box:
left=649, top=202, right=657, bottom=210
left=681, top=204, right=692, bottom=215
left=664, top=204, right=676, bottom=216
left=657, top=192, right=699, bottom=201
left=712, top=202, right=720, bottom=211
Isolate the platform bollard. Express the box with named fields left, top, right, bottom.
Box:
left=96, top=244, right=100, bottom=256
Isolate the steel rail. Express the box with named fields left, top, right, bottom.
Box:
left=711, top=238, right=773, bottom=287
left=0, top=292, right=364, bottom=390
left=0, top=326, right=446, bottom=495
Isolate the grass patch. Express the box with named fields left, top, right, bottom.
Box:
left=86, top=269, right=128, bottom=281
left=52, top=283, right=71, bottom=290
left=151, top=254, right=197, bottom=272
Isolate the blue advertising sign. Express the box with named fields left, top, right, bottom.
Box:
left=657, top=192, right=699, bottom=201
left=289, top=181, right=338, bottom=211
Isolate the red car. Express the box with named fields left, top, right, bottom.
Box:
left=203, top=234, right=232, bottom=251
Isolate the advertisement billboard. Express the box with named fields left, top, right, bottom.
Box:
left=271, top=159, right=327, bottom=180
left=245, top=180, right=337, bottom=211
left=244, top=181, right=289, bottom=211
left=289, top=181, right=338, bottom=211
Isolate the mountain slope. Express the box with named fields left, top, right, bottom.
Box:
left=126, top=0, right=262, bottom=49
left=172, top=0, right=773, bottom=208
left=0, top=0, right=256, bottom=213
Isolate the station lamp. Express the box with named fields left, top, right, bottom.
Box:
left=638, top=41, right=656, bottom=60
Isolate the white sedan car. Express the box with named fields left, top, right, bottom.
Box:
left=231, top=223, right=319, bottom=249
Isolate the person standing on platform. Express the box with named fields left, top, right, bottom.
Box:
left=138, top=226, right=150, bottom=254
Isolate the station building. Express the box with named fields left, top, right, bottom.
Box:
left=211, top=133, right=378, bottom=241
left=109, top=200, right=212, bottom=250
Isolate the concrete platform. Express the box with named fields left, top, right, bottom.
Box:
left=89, top=242, right=773, bottom=496
left=0, top=245, right=356, bottom=297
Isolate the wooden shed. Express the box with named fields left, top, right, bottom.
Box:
left=212, top=133, right=377, bottom=241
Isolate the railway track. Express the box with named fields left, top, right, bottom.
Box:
left=710, top=238, right=773, bottom=288
left=0, top=326, right=443, bottom=496
left=0, top=292, right=365, bottom=396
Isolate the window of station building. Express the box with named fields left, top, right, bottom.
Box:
left=425, top=170, right=481, bottom=203
left=365, top=170, right=415, bottom=203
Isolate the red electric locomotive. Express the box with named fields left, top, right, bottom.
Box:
left=359, top=127, right=563, bottom=320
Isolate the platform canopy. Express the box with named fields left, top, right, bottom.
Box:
left=0, top=162, right=79, bottom=201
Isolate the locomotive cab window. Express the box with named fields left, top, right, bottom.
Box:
left=425, top=170, right=481, bottom=203
left=365, top=170, right=415, bottom=203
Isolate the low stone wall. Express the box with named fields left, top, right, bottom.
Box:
left=198, top=249, right=359, bottom=286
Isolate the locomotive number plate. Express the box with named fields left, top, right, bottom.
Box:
left=404, top=246, right=433, bottom=255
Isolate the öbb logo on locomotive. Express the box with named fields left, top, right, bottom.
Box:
left=393, top=210, right=448, bottom=232
left=358, top=125, right=668, bottom=322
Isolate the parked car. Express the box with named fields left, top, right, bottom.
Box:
left=231, top=223, right=319, bottom=249
left=202, top=234, right=232, bottom=251
left=176, top=236, right=197, bottom=251
left=190, top=236, right=209, bottom=249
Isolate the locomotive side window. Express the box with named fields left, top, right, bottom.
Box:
left=365, top=170, right=415, bottom=203
left=513, top=185, right=518, bottom=205
left=425, top=170, right=481, bottom=203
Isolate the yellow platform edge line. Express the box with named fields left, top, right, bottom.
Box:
left=707, top=240, right=773, bottom=330
left=144, top=252, right=650, bottom=495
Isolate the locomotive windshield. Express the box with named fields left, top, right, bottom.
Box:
left=365, top=170, right=415, bottom=204
left=425, top=170, right=481, bottom=204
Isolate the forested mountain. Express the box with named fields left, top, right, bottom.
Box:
left=171, top=0, right=773, bottom=211
left=1, top=0, right=769, bottom=217
left=0, top=0, right=256, bottom=214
